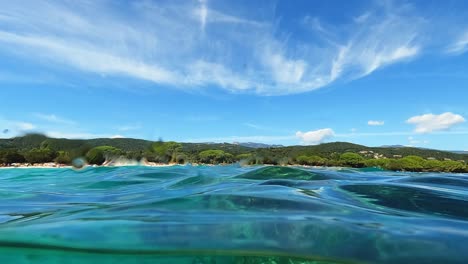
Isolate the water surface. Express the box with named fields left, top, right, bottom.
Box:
left=1, top=165, right=467, bottom=263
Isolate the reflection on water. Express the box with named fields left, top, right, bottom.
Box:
left=0, top=165, right=467, bottom=263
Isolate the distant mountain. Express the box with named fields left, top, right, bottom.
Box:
left=233, top=142, right=284, bottom=148
left=451, top=151, right=468, bottom=154
left=380, top=145, right=407, bottom=148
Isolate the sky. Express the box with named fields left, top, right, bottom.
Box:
left=0, top=0, right=468, bottom=150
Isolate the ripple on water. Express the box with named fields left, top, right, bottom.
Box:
left=0, top=166, right=467, bottom=264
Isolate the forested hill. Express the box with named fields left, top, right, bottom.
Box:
left=0, top=134, right=153, bottom=152
left=262, top=141, right=468, bottom=162
left=0, top=134, right=467, bottom=161
left=1, top=134, right=467, bottom=172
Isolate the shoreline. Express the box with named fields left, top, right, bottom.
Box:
left=0, top=162, right=326, bottom=170
left=0, top=163, right=465, bottom=174
left=0, top=162, right=224, bottom=169
left=0, top=162, right=182, bottom=169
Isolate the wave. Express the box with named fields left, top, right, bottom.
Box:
left=0, top=166, right=467, bottom=263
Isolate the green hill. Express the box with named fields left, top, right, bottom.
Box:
left=1, top=134, right=467, bottom=172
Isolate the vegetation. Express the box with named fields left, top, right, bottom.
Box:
left=148, top=141, right=182, bottom=163
left=198, top=150, right=234, bottom=164
left=339, top=152, right=365, bottom=168
left=23, top=147, right=56, bottom=164
left=1, top=134, right=467, bottom=173
left=0, top=149, right=25, bottom=164
left=86, top=146, right=122, bottom=165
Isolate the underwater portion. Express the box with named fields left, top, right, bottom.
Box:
left=0, top=165, right=467, bottom=263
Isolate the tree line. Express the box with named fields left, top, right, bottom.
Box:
left=0, top=134, right=467, bottom=173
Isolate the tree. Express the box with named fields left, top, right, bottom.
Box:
left=423, top=160, right=443, bottom=172
left=400, top=155, right=425, bottom=171
left=386, top=159, right=403, bottom=171
left=365, top=158, right=389, bottom=168
left=175, top=153, right=188, bottom=164
left=296, top=155, right=325, bottom=166
left=340, top=152, right=365, bottom=167
left=198, top=150, right=234, bottom=164
left=54, top=151, right=72, bottom=164
left=125, top=151, right=144, bottom=161
left=23, top=148, right=56, bottom=164
left=236, top=153, right=252, bottom=161
left=86, top=146, right=122, bottom=165
left=440, top=160, right=466, bottom=172
left=0, top=149, right=25, bottom=164
left=150, top=141, right=182, bottom=163
left=165, top=142, right=182, bottom=162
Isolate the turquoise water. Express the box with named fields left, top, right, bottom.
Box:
left=0, top=165, right=467, bottom=263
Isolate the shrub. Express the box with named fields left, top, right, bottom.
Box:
left=23, top=148, right=56, bottom=164
left=86, top=146, right=122, bottom=165
left=340, top=152, right=365, bottom=167
left=54, top=151, right=72, bottom=164
left=198, top=149, right=234, bottom=164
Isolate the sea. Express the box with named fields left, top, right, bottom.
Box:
left=0, top=165, right=467, bottom=263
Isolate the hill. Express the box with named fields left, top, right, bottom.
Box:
left=1, top=134, right=467, bottom=172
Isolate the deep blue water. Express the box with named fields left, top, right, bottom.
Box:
left=0, top=165, right=468, bottom=263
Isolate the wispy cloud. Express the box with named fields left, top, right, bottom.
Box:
left=244, top=123, right=264, bottom=130
left=184, top=135, right=295, bottom=143
left=117, top=124, right=142, bottom=131
left=407, top=136, right=429, bottom=146
left=197, top=0, right=208, bottom=32
left=446, top=30, right=468, bottom=54
left=368, top=120, right=385, bottom=126
left=336, top=129, right=468, bottom=138
left=243, top=122, right=278, bottom=131
left=336, top=131, right=412, bottom=138
left=15, top=122, right=35, bottom=131
left=0, top=118, right=36, bottom=138
left=186, top=115, right=219, bottom=122
left=0, top=0, right=428, bottom=95
left=33, top=113, right=75, bottom=125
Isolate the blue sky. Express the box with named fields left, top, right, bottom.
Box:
left=1, top=0, right=468, bottom=150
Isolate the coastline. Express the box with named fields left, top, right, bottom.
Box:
left=0, top=161, right=224, bottom=169
left=0, top=162, right=465, bottom=174
left=0, top=162, right=182, bottom=169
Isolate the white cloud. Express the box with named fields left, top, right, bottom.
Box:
left=0, top=119, right=36, bottom=138
left=0, top=31, right=179, bottom=85
left=296, top=128, right=335, bottom=145
left=368, top=120, right=385, bottom=126
left=354, top=12, right=371, bottom=24
left=186, top=60, right=252, bottom=91
left=111, top=135, right=125, bottom=139
left=45, top=131, right=111, bottom=139
left=34, top=113, right=75, bottom=125
left=0, top=1, right=424, bottom=95
left=263, top=48, right=307, bottom=84
left=15, top=122, right=35, bottom=131
left=406, top=112, right=465, bottom=133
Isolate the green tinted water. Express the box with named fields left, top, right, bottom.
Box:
left=1, top=166, right=467, bottom=263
